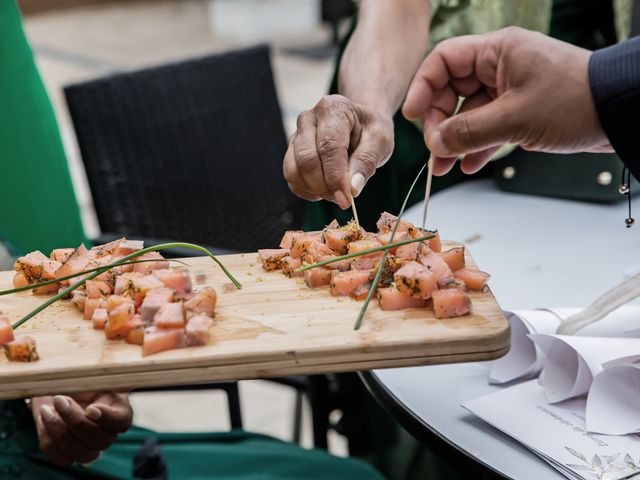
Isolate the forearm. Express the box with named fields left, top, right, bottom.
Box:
left=339, top=0, right=430, bottom=116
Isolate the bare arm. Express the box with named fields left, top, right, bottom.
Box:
left=340, top=0, right=431, bottom=115
left=283, top=0, right=431, bottom=208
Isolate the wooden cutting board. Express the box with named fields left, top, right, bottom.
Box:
left=0, top=242, right=509, bottom=399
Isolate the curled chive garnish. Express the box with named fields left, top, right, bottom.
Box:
left=354, top=165, right=427, bottom=331
left=294, top=234, right=435, bottom=273
left=11, top=242, right=241, bottom=330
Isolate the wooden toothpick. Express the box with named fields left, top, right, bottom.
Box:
left=422, top=156, right=434, bottom=230
left=351, top=196, right=361, bottom=231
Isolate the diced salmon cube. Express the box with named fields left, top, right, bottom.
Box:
left=377, top=287, right=428, bottom=310
left=376, top=212, right=416, bottom=234
left=50, top=248, right=75, bottom=263
left=83, top=255, right=116, bottom=283
left=279, top=230, right=305, bottom=249
left=185, top=314, right=214, bottom=347
left=85, top=280, right=113, bottom=299
left=143, top=326, right=185, bottom=356
left=395, top=241, right=430, bottom=261
left=304, top=267, right=333, bottom=288
left=324, top=219, right=340, bottom=229
left=0, top=319, right=15, bottom=345
left=350, top=257, right=378, bottom=271
left=408, top=229, right=442, bottom=253
left=55, top=244, right=91, bottom=279
left=140, top=287, right=175, bottom=323
left=4, top=336, right=39, bottom=362
left=125, top=323, right=146, bottom=346
left=33, top=282, right=60, bottom=296
left=106, top=302, right=136, bottom=339
left=320, top=255, right=351, bottom=272
left=440, top=247, right=465, bottom=272
left=440, top=278, right=467, bottom=290
left=106, top=295, right=127, bottom=312
left=132, top=252, right=170, bottom=275
left=128, top=275, right=165, bottom=306
left=350, top=283, right=371, bottom=301
left=290, top=234, right=323, bottom=258
left=84, top=298, right=107, bottom=320
left=376, top=231, right=409, bottom=255
left=92, top=308, right=108, bottom=330
left=281, top=256, right=303, bottom=278
left=432, top=288, right=472, bottom=318
left=14, top=251, right=49, bottom=281
left=323, top=224, right=362, bottom=254
left=114, top=272, right=143, bottom=295
left=71, top=290, right=87, bottom=312
left=91, top=238, right=124, bottom=257
left=114, top=239, right=144, bottom=257
left=184, top=287, right=217, bottom=319
left=454, top=268, right=490, bottom=291
left=418, top=251, right=455, bottom=286
left=12, top=272, right=28, bottom=289
left=330, top=270, right=371, bottom=297
left=41, top=260, right=62, bottom=280
left=32, top=282, right=60, bottom=295
left=111, top=255, right=134, bottom=274
left=113, top=315, right=146, bottom=342
left=153, top=268, right=192, bottom=294
left=258, top=249, right=290, bottom=271
left=154, top=302, right=185, bottom=329
left=300, top=242, right=334, bottom=264
left=394, top=261, right=439, bottom=299
left=347, top=239, right=383, bottom=258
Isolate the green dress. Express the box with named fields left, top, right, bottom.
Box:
left=0, top=1, right=87, bottom=256
left=0, top=3, right=382, bottom=479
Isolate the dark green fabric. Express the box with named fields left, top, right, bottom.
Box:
left=0, top=1, right=87, bottom=256
left=0, top=400, right=382, bottom=480
left=549, top=0, right=617, bottom=48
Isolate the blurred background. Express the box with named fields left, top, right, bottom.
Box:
left=18, top=0, right=353, bottom=456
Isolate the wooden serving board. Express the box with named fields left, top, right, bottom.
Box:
left=0, top=242, right=509, bottom=399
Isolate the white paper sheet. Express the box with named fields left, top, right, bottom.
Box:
left=531, top=335, right=640, bottom=403
left=489, top=306, right=640, bottom=385
left=587, top=362, right=640, bottom=435
left=464, top=381, right=640, bottom=480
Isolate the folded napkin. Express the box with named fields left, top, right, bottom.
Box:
left=489, top=306, right=640, bottom=385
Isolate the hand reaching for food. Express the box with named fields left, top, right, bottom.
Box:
left=32, top=391, right=133, bottom=466
left=283, top=95, right=394, bottom=209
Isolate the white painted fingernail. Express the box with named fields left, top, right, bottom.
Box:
left=351, top=173, right=366, bottom=196
left=85, top=405, right=102, bottom=421
left=40, top=405, right=55, bottom=423
left=53, top=396, right=70, bottom=414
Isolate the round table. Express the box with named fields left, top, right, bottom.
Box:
left=362, top=179, right=640, bottom=479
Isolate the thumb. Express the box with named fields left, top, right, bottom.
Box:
left=348, top=129, right=394, bottom=197
left=428, top=95, right=518, bottom=158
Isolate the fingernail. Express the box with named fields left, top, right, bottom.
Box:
left=85, top=405, right=102, bottom=421
left=40, top=405, right=55, bottom=423
left=350, top=173, right=366, bottom=197
left=430, top=130, right=451, bottom=157
left=53, top=396, right=70, bottom=414
left=333, top=190, right=349, bottom=210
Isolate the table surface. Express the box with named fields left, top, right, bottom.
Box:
left=369, top=178, right=640, bottom=480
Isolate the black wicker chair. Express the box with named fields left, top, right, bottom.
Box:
left=64, top=45, right=335, bottom=447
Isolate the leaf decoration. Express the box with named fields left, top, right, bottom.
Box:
left=566, top=446, right=589, bottom=463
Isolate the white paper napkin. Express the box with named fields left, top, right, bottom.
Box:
left=489, top=306, right=640, bottom=385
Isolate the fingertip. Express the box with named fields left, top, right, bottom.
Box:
left=350, top=173, right=366, bottom=197
left=85, top=405, right=102, bottom=421
left=40, top=404, right=55, bottom=423
left=333, top=190, right=350, bottom=210
left=53, top=395, right=71, bottom=414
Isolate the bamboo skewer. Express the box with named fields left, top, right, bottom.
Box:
left=350, top=197, right=361, bottom=231
left=422, top=156, right=434, bottom=230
